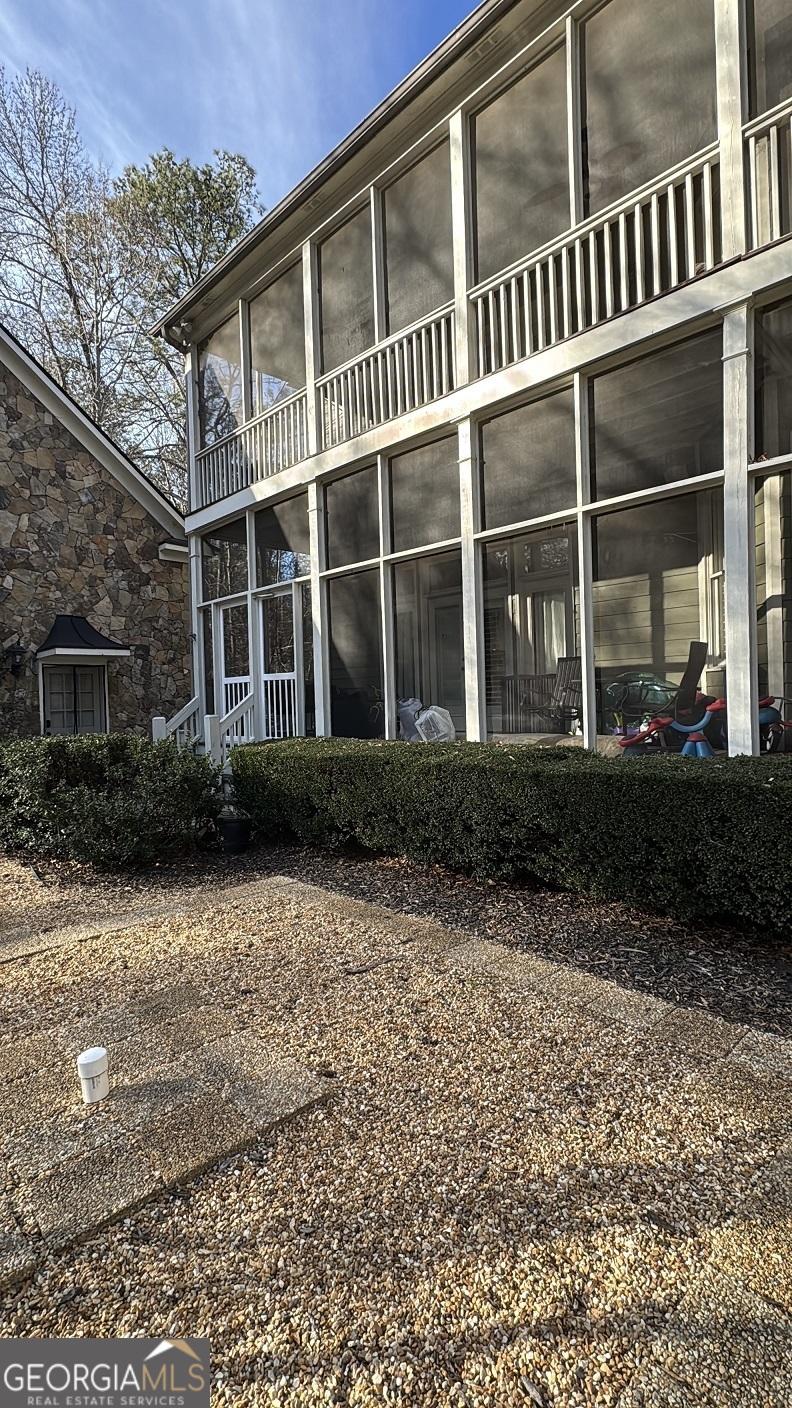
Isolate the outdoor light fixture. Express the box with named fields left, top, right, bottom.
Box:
left=4, top=642, right=27, bottom=676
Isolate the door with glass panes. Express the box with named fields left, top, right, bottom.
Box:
left=259, top=583, right=314, bottom=738
left=43, top=664, right=106, bottom=734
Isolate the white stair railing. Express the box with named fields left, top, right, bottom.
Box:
left=218, top=690, right=255, bottom=764
left=152, top=696, right=203, bottom=750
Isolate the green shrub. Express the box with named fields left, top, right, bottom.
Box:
left=232, top=739, right=792, bottom=936
left=0, top=734, right=220, bottom=868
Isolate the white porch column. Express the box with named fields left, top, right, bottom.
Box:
left=308, top=479, right=330, bottom=735
left=722, top=300, right=758, bottom=755
left=188, top=533, right=206, bottom=716
left=574, top=374, right=597, bottom=750
left=450, top=108, right=475, bottom=388
left=302, top=240, right=320, bottom=456
left=458, top=416, right=486, bottom=740
left=715, top=0, right=748, bottom=259
left=245, top=508, right=263, bottom=741
left=185, top=345, right=201, bottom=513
left=377, top=453, right=397, bottom=738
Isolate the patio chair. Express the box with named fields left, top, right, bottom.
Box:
left=620, top=642, right=727, bottom=757
left=500, top=656, right=582, bottom=734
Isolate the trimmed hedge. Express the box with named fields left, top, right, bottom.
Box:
left=232, top=739, right=792, bottom=936
left=0, top=734, right=220, bottom=868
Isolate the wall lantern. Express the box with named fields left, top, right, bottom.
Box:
left=4, top=642, right=27, bottom=676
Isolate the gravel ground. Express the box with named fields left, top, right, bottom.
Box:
left=1, top=857, right=790, bottom=1407
left=3, top=844, right=789, bottom=1035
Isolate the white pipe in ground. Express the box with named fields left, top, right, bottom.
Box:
left=77, top=1046, right=109, bottom=1105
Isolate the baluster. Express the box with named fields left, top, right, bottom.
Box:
left=475, top=296, right=485, bottom=377
left=522, top=269, right=533, bottom=353
left=618, top=212, right=629, bottom=310
left=588, top=232, right=599, bottom=325
left=634, top=203, right=645, bottom=303
left=535, top=264, right=546, bottom=350
left=770, top=124, right=781, bottom=240
left=561, top=246, right=571, bottom=338
left=650, top=192, right=661, bottom=294
left=487, top=289, right=498, bottom=371
left=603, top=223, right=615, bottom=318
left=497, top=283, right=508, bottom=365
left=684, top=172, right=696, bottom=279
left=667, top=182, right=679, bottom=286
left=548, top=256, right=559, bottom=342
left=573, top=238, right=584, bottom=333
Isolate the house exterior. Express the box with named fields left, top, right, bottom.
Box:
left=154, top=0, right=792, bottom=761
left=0, top=323, right=191, bottom=737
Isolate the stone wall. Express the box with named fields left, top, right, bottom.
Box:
left=0, top=362, right=191, bottom=737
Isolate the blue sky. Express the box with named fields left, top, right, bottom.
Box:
left=1, top=0, right=476, bottom=207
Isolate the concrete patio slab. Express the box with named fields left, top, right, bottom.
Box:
left=108, top=1074, right=256, bottom=1183
left=24, top=1139, right=159, bottom=1243
left=199, top=1034, right=333, bottom=1132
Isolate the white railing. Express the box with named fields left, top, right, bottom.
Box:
left=317, top=304, right=455, bottom=450
left=195, top=389, right=307, bottom=508
left=224, top=675, right=252, bottom=714
left=262, top=672, right=298, bottom=739
left=746, top=100, right=792, bottom=250
left=470, top=147, right=722, bottom=377
left=152, top=696, right=203, bottom=750
left=219, top=690, right=254, bottom=763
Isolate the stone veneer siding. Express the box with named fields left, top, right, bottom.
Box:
left=0, top=363, right=190, bottom=737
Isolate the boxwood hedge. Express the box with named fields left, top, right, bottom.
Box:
left=0, top=733, right=219, bottom=868
left=232, top=739, right=792, bottom=937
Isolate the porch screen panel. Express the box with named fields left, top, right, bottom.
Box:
left=583, top=0, right=717, bottom=215
left=390, top=436, right=460, bottom=552
left=325, top=465, right=380, bottom=568
left=755, top=300, right=792, bottom=460
left=394, top=550, right=465, bottom=736
left=319, top=207, right=375, bottom=373
left=255, top=493, right=310, bottom=585
left=328, top=569, right=384, bottom=738
left=223, top=603, right=249, bottom=679
left=201, top=516, right=248, bottom=600
left=474, top=45, right=569, bottom=283
left=592, top=491, right=723, bottom=733
left=483, top=525, right=579, bottom=738
left=480, top=389, right=576, bottom=530
left=383, top=142, right=454, bottom=334
left=201, top=609, right=215, bottom=715
left=749, top=0, right=792, bottom=115
left=249, top=263, right=306, bottom=416
left=590, top=329, right=723, bottom=500
left=198, top=314, right=243, bottom=447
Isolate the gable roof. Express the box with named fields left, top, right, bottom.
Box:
left=0, top=320, right=185, bottom=540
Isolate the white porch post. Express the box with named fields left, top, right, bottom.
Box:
left=302, top=240, right=320, bottom=456
left=377, top=453, right=397, bottom=738
left=450, top=108, right=475, bottom=388
left=308, top=479, right=330, bottom=735
left=188, top=534, right=206, bottom=717
left=722, top=300, right=758, bottom=755
left=574, top=374, right=597, bottom=749
left=458, top=416, right=486, bottom=740
left=715, top=0, right=748, bottom=260
left=246, top=508, right=263, bottom=741
left=185, top=345, right=201, bottom=513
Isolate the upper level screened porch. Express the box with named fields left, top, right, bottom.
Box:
left=189, top=0, right=792, bottom=514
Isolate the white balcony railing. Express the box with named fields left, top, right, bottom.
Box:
left=317, top=304, right=455, bottom=451
left=470, top=147, right=722, bottom=377
left=195, top=390, right=307, bottom=508
left=746, top=99, right=792, bottom=250
left=262, top=672, right=298, bottom=739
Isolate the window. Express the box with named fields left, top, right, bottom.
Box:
left=319, top=207, right=375, bottom=373
left=328, top=569, right=384, bottom=737
left=390, top=437, right=460, bottom=551
left=198, top=315, right=243, bottom=447
left=394, top=551, right=465, bottom=736
left=593, top=490, right=724, bottom=734
left=590, top=329, right=723, bottom=500
left=325, top=466, right=380, bottom=568
left=483, top=525, right=579, bottom=738
left=201, top=518, right=248, bottom=600
left=749, top=0, right=792, bottom=116
left=255, top=495, right=310, bottom=586
left=755, top=470, right=792, bottom=708
left=480, top=390, right=577, bottom=530
left=249, top=264, right=306, bottom=415
left=583, top=0, right=717, bottom=215
left=755, top=300, right=792, bottom=461
left=383, top=143, right=454, bottom=334
left=474, top=46, right=569, bottom=283
left=43, top=665, right=106, bottom=735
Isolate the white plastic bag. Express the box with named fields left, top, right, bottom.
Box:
left=398, top=697, right=423, bottom=741
left=415, top=706, right=456, bottom=743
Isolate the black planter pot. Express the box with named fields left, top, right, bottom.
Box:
left=218, top=814, right=252, bottom=854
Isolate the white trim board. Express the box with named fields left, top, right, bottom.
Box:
left=0, top=322, right=185, bottom=540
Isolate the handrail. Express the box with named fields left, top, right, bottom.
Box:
left=742, top=95, right=792, bottom=140
left=195, top=386, right=307, bottom=461
left=163, top=694, right=201, bottom=733
left=468, top=143, right=721, bottom=302
left=315, top=301, right=454, bottom=388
